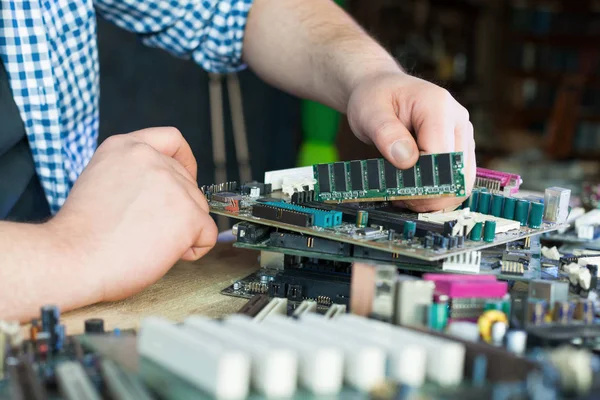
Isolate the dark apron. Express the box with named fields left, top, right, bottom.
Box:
left=0, top=56, right=51, bottom=222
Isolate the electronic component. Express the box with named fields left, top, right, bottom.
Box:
left=260, top=202, right=342, bottom=228
left=138, top=317, right=252, bottom=399
left=491, top=194, right=504, bottom=217
left=441, top=251, right=482, bottom=273
left=84, top=318, right=105, bottom=334
left=55, top=362, right=100, bottom=400
left=336, top=314, right=465, bottom=387
left=515, top=199, right=530, bottom=226
left=355, top=210, right=368, bottom=228
left=41, top=305, right=64, bottom=352
left=418, top=209, right=521, bottom=235
left=478, top=192, right=491, bottom=214
left=184, top=316, right=298, bottom=398
left=233, top=222, right=271, bottom=244
left=251, top=203, right=312, bottom=227
left=212, top=192, right=242, bottom=203
left=394, top=278, right=434, bottom=327
left=483, top=220, right=496, bottom=242
left=543, top=187, right=571, bottom=223
left=100, top=359, right=155, bottom=400
left=224, top=314, right=344, bottom=395
left=528, top=202, right=544, bottom=229
left=528, top=280, right=569, bottom=305
left=477, top=310, right=508, bottom=344
left=403, top=221, right=416, bottom=239
left=428, top=275, right=508, bottom=299
left=269, top=232, right=351, bottom=256
left=501, top=261, right=525, bottom=276
left=313, top=152, right=465, bottom=203
left=502, top=197, right=516, bottom=220
left=261, top=314, right=386, bottom=392
left=470, top=222, right=483, bottom=241
left=475, top=168, right=522, bottom=195
left=6, top=355, right=47, bottom=400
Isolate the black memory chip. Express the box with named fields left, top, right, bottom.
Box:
left=366, top=159, right=381, bottom=190
left=350, top=161, right=364, bottom=191
left=384, top=160, right=398, bottom=188
left=317, top=164, right=331, bottom=193
left=419, top=155, right=435, bottom=186
left=401, top=167, right=416, bottom=188
left=437, top=153, right=453, bottom=185
left=333, top=162, right=348, bottom=192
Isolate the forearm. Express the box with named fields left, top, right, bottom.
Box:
left=243, top=0, right=402, bottom=112
left=0, top=221, right=100, bottom=322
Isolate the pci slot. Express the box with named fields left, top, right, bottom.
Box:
left=224, top=315, right=344, bottom=395
left=184, top=316, right=298, bottom=398
left=259, top=314, right=386, bottom=392
left=251, top=204, right=313, bottom=227
left=138, top=317, right=251, bottom=399
left=262, top=202, right=342, bottom=228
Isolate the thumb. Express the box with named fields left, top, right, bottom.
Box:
left=364, top=115, right=419, bottom=169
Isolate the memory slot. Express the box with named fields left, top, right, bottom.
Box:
left=55, top=361, right=102, bottom=400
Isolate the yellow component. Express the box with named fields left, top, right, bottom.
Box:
left=478, top=310, right=508, bottom=343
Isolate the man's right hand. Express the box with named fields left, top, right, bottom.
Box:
left=49, top=127, right=218, bottom=303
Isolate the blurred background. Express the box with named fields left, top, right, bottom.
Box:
left=97, top=0, right=600, bottom=207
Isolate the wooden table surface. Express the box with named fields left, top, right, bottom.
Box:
left=60, top=243, right=259, bottom=335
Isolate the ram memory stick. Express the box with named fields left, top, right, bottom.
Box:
left=313, top=152, right=465, bottom=203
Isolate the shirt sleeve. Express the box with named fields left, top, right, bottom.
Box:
left=94, top=0, right=254, bottom=73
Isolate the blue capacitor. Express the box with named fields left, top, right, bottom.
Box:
left=403, top=221, right=417, bottom=240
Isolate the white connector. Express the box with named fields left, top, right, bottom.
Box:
left=442, top=251, right=482, bottom=273
left=184, top=316, right=298, bottom=399
left=264, top=166, right=313, bottom=191
left=138, top=317, right=251, bottom=400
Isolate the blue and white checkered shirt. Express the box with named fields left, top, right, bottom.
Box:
left=0, top=0, right=252, bottom=214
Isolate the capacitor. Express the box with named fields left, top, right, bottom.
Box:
left=356, top=210, right=369, bottom=228
left=574, top=300, right=594, bottom=324
left=30, top=320, right=39, bottom=342
left=449, top=236, right=458, bottom=249
left=528, top=202, right=544, bottom=229
left=429, top=294, right=449, bottom=331
left=41, top=305, right=60, bottom=352
left=478, top=310, right=508, bottom=344
left=470, top=222, right=483, bottom=241
left=527, top=299, right=547, bottom=325
left=84, top=318, right=105, bottom=334
left=440, top=236, right=449, bottom=249
left=387, top=229, right=395, bottom=241
left=457, top=235, right=465, bottom=248
left=472, top=355, right=487, bottom=388
left=478, top=192, right=492, bottom=215
left=403, top=221, right=416, bottom=240
left=502, top=197, right=516, bottom=220
left=483, top=220, right=497, bottom=242
left=506, top=330, right=527, bottom=355
left=423, top=235, right=433, bottom=248
left=552, top=301, right=573, bottom=324
left=515, top=199, right=530, bottom=226
left=465, top=189, right=479, bottom=211
left=491, top=194, right=504, bottom=217
left=491, top=322, right=507, bottom=347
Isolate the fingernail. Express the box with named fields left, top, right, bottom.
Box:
left=391, top=139, right=414, bottom=164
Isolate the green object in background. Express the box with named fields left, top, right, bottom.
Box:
left=297, top=0, right=346, bottom=167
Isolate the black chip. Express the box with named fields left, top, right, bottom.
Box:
left=333, top=162, right=348, bottom=192
left=366, top=159, right=381, bottom=190
left=384, top=160, right=398, bottom=188
left=317, top=164, right=331, bottom=193
left=401, top=167, right=416, bottom=188
left=350, top=161, right=364, bottom=191
left=454, top=153, right=462, bottom=165
left=437, top=153, right=453, bottom=185
left=418, top=155, right=435, bottom=187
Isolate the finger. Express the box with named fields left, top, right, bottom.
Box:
left=182, top=211, right=218, bottom=261
left=128, top=127, right=198, bottom=181
left=356, top=105, right=420, bottom=169
left=412, top=103, right=456, bottom=154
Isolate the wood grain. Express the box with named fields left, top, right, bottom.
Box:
left=59, top=243, right=259, bottom=335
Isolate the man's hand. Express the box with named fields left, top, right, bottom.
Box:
left=346, top=72, right=476, bottom=212
left=243, top=0, right=475, bottom=212
left=49, top=127, right=218, bottom=302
